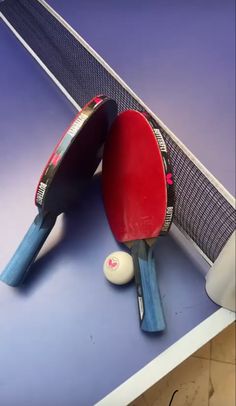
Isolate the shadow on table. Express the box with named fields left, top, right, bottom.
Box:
left=18, top=174, right=104, bottom=294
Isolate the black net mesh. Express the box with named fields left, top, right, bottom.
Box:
left=1, top=0, right=235, bottom=261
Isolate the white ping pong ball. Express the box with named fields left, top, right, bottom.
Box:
left=103, top=251, right=134, bottom=285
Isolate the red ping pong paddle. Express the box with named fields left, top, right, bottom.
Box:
left=102, top=110, right=174, bottom=332
left=0, top=95, right=118, bottom=287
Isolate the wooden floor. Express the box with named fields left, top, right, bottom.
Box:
left=130, top=322, right=235, bottom=406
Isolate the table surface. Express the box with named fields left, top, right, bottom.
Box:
left=0, top=2, right=235, bottom=405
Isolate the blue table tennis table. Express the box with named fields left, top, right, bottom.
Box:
left=0, top=1, right=235, bottom=405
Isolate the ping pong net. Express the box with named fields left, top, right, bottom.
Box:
left=0, top=0, right=235, bottom=264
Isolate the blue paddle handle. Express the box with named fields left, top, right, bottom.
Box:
left=141, top=246, right=166, bottom=332
left=131, top=241, right=166, bottom=333
left=0, top=211, right=57, bottom=287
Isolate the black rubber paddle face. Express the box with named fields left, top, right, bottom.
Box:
left=35, top=96, right=118, bottom=214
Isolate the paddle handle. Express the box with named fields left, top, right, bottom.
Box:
left=131, top=241, right=166, bottom=332
left=0, top=211, right=57, bottom=287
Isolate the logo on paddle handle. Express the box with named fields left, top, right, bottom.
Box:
left=107, top=257, right=119, bottom=271
left=166, top=173, right=173, bottom=185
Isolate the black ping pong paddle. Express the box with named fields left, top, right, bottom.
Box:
left=0, top=95, right=117, bottom=286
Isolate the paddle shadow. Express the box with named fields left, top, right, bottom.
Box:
left=18, top=175, right=105, bottom=295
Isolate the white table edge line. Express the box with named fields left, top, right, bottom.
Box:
left=95, top=308, right=235, bottom=405
left=0, top=12, right=81, bottom=112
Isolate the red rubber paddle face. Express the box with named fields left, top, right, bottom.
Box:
left=102, top=110, right=167, bottom=242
